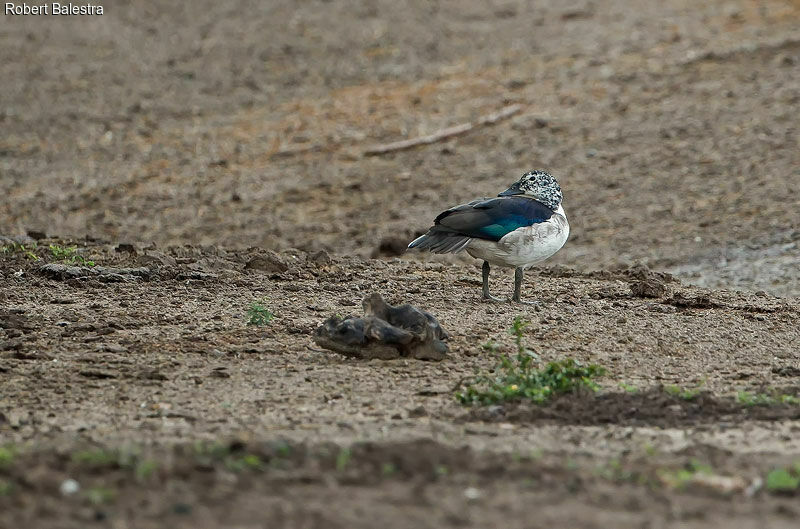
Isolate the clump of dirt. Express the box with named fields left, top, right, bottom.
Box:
left=314, top=293, right=449, bottom=360
left=630, top=278, right=668, bottom=298
left=465, top=387, right=800, bottom=427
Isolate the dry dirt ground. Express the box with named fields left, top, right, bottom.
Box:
left=1, top=1, right=800, bottom=528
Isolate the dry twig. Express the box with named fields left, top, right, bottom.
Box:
left=363, top=104, right=523, bottom=156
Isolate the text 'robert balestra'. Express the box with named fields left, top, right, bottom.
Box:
left=5, top=3, right=104, bottom=15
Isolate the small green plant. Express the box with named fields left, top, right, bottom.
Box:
left=72, top=448, right=118, bottom=467
left=272, top=441, right=291, bottom=458
left=481, top=340, right=500, bottom=354
left=766, top=465, right=800, bottom=493
left=226, top=453, right=263, bottom=472
left=737, top=391, right=800, bottom=407
left=134, top=460, right=158, bottom=481
left=1, top=242, right=39, bottom=260
left=665, top=384, right=702, bottom=401
left=192, top=441, right=233, bottom=463
left=335, top=447, right=351, bottom=472
left=246, top=299, right=274, bottom=326
left=595, top=458, right=634, bottom=482
left=456, top=316, right=605, bottom=406
left=657, top=459, right=713, bottom=490
left=85, top=486, right=116, bottom=505
left=381, top=462, right=397, bottom=476
left=0, top=446, right=15, bottom=467
left=49, top=244, right=95, bottom=266
left=619, top=382, right=638, bottom=393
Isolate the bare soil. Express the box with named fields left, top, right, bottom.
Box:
left=1, top=1, right=800, bottom=528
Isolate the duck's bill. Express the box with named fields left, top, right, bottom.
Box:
left=498, top=183, right=523, bottom=196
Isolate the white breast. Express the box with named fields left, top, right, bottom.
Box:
left=466, top=205, right=569, bottom=268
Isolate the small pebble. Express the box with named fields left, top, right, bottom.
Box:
left=60, top=479, right=80, bottom=496
left=463, top=487, right=482, bottom=500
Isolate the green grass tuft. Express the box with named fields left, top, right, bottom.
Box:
left=49, top=244, right=95, bottom=266
left=335, top=447, right=351, bottom=472
left=72, top=449, right=118, bottom=467
left=766, top=465, right=800, bottom=493
left=0, top=446, right=15, bottom=467
left=456, top=316, right=605, bottom=406
left=737, top=391, right=800, bottom=407
left=86, top=486, right=116, bottom=505
left=246, top=299, right=274, bottom=326
left=657, top=459, right=714, bottom=490
left=1, top=242, right=39, bottom=260
left=664, top=384, right=702, bottom=401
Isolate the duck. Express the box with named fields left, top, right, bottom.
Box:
left=407, top=170, right=569, bottom=304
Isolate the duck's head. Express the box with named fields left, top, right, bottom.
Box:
left=498, top=170, right=562, bottom=211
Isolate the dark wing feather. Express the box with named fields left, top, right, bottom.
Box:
left=408, top=197, right=555, bottom=253
left=434, top=197, right=555, bottom=241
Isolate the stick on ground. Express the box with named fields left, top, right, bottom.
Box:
left=363, top=104, right=523, bottom=156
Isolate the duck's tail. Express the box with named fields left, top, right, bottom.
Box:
left=408, top=229, right=472, bottom=254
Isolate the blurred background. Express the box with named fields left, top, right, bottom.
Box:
left=1, top=0, right=798, bottom=295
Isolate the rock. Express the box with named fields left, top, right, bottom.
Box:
left=313, top=293, right=449, bottom=361
left=667, top=292, right=715, bottom=308
left=630, top=278, right=667, bottom=298
left=0, top=310, right=36, bottom=332
left=309, top=249, right=331, bottom=265
left=175, top=271, right=217, bottom=281
left=245, top=251, right=288, bottom=273
left=188, top=257, right=238, bottom=273
left=115, top=243, right=136, bottom=253
left=39, top=264, right=151, bottom=282
left=136, top=252, right=177, bottom=267
left=408, top=405, right=428, bottom=418
left=209, top=367, right=231, bottom=378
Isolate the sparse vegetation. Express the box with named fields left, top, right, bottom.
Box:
left=457, top=316, right=605, bottom=405
left=71, top=448, right=118, bottom=467
left=0, top=446, right=15, bottom=467
left=0, top=242, right=39, bottom=260
left=594, top=458, right=641, bottom=483
left=736, top=391, right=800, bottom=407
left=766, top=464, right=800, bottom=494
left=664, top=384, right=703, bottom=401
left=657, top=459, right=714, bottom=490
left=134, top=460, right=158, bottom=481
left=335, top=447, right=351, bottom=472
left=246, top=299, right=274, bottom=326
left=190, top=441, right=266, bottom=473
left=226, top=453, right=264, bottom=472
left=49, top=244, right=95, bottom=266
left=86, top=486, right=116, bottom=505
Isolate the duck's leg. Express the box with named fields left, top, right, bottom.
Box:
left=482, top=261, right=506, bottom=302
left=512, top=267, right=539, bottom=305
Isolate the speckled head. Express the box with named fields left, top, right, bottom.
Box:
left=498, top=170, right=563, bottom=211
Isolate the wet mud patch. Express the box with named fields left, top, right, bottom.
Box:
left=464, top=387, right=800, bottom=427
